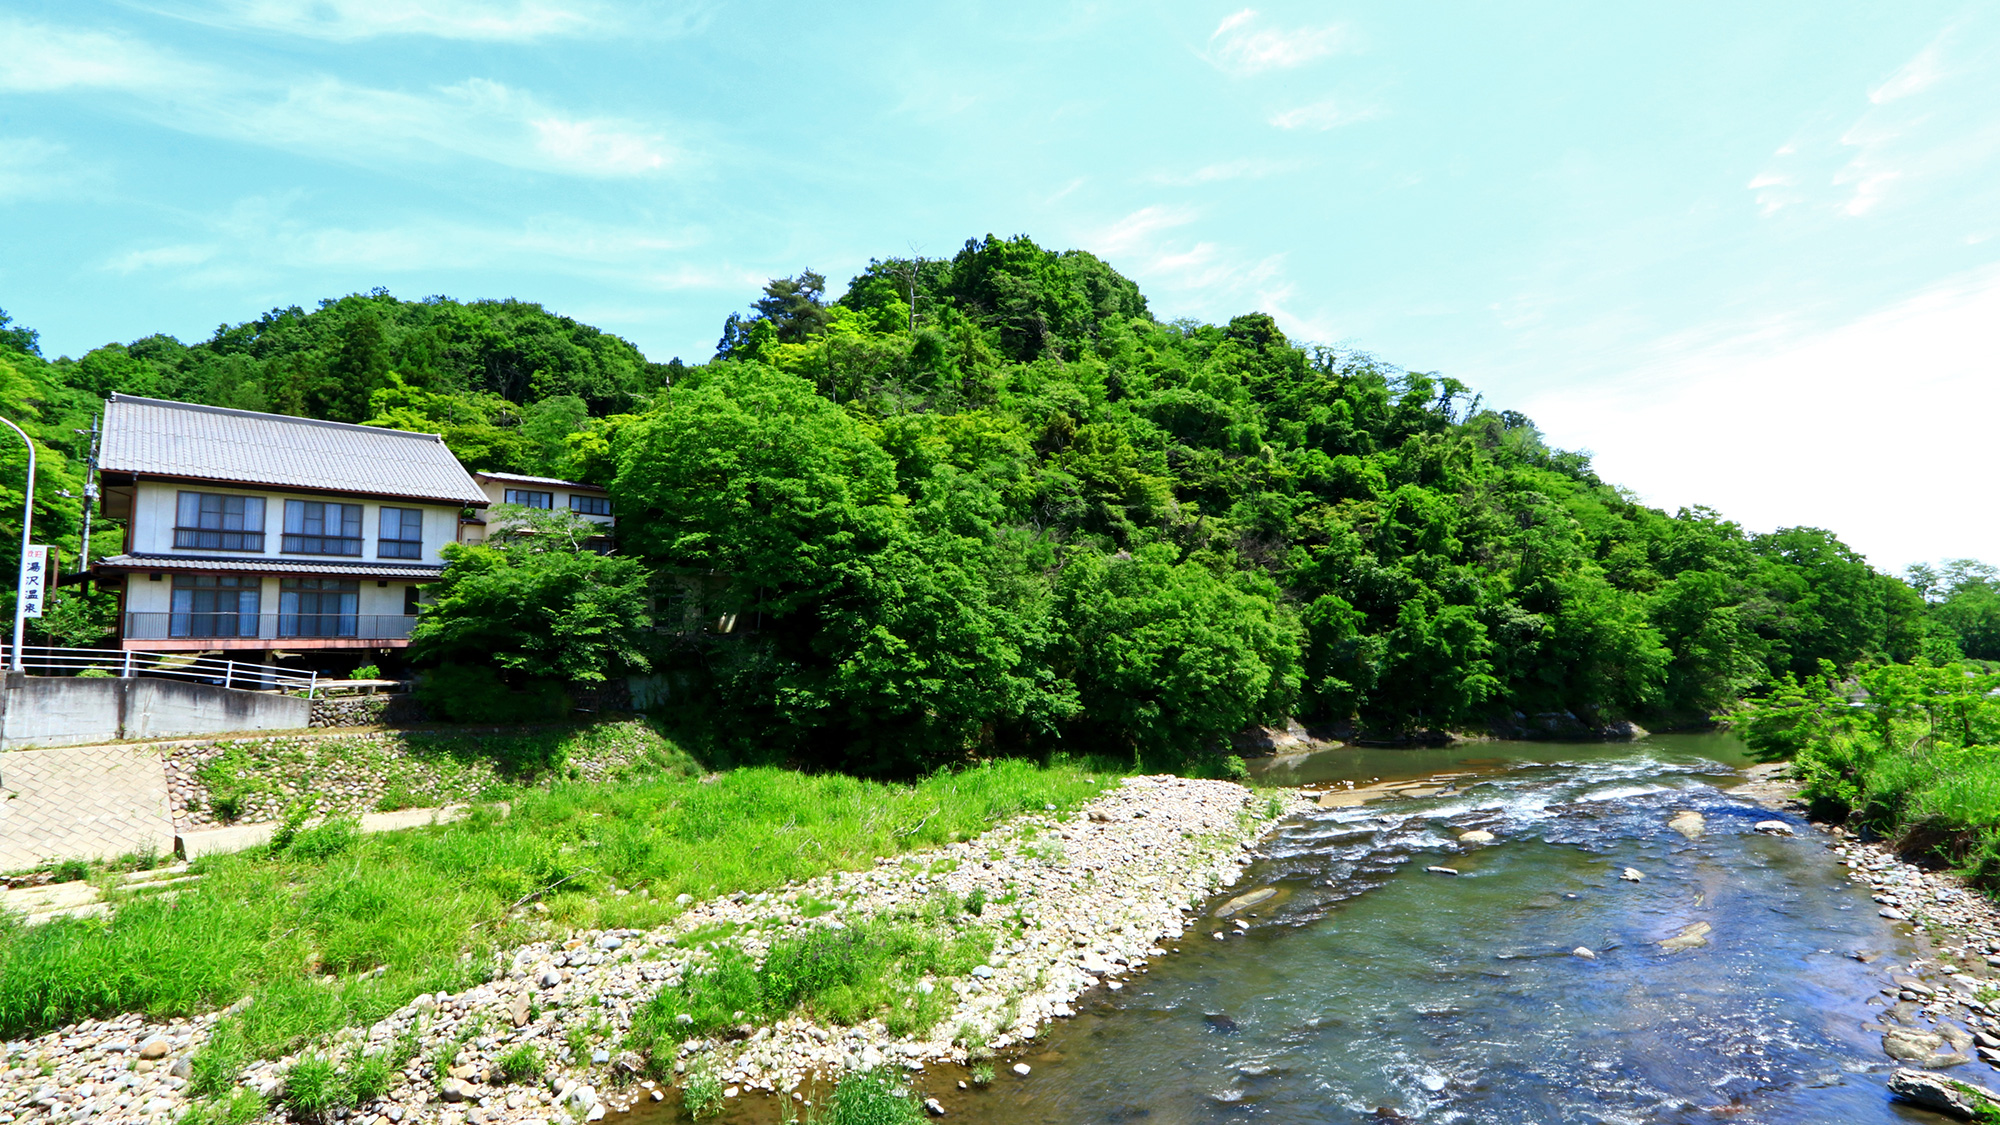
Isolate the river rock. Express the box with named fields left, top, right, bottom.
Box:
left=1659, top=921, right=1711, bottom=952
left=440, top=1078, right=475, bottom=1103
left=509, top=994, right=531, bottom=1027
left=1753, top=820, right=1796, bottom=837
left=1883, top=1027, right=1948, bottom=1061
left=1667, top=811, right=1706, bottom=839
left=1217, top=888, right=1277, bottom=917
left=1458, top=830, right=1496, bottom=845
left=137, top=1036, right=170, bottom=1060
left=1013, top=1063, right=1032, bottom=1077
left=1889, top=1068, right=2000, bottom=1118
left=1620, top=867, right=1644, bottom=882
left=1572, top=947, right=1595, bottom=959
left=1425, top=866, right=1459, bottom=876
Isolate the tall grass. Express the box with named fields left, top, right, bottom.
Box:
left=0, top=742, right=1111, bottom=1059
left=631, top=916, right=989, bottom=1061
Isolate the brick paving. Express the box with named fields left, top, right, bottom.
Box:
left=0, top=744, right=176, bottom=872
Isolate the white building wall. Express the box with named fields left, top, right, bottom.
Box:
left=133, top=480, right=464, bottom=565
left=476, top=481, right=615, bottom=527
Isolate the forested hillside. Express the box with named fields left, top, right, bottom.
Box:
left=0, top=235, right=1982, bottom=771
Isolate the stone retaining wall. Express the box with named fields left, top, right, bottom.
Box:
left=308, top=694, right=426, bottom=728
left=164, top=720, right=679, bottom=830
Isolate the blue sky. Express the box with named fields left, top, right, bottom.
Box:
left=3, top=1, right=1997, bottom=570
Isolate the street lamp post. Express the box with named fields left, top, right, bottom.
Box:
left=1, top=416, right=34, bottom=673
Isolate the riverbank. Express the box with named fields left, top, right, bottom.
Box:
left=1728, top=760, right=2000, bottom=1109
left=0, top=776, right=1306, bottom=1124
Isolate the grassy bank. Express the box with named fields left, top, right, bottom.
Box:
left=0, top=723, right=1114, bottom=1062
left=1739, top=661, right=2000, bottom=882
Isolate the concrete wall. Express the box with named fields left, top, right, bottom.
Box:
left=0, top=674, right=310, bottom=749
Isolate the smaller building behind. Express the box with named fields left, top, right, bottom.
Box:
left=461, top=471, right=615, bottom=553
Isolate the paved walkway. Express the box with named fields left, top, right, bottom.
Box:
left=178, top=802, right=502, bottom=857
left=0, top=744, right=176, bottom=872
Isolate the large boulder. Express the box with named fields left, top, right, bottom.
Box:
left=1888, top=1068, right=2000, bottom=1118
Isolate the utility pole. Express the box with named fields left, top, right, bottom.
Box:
left=76, top=413, right=99, bottom=572
left=2, top=416, right=35, bottom=673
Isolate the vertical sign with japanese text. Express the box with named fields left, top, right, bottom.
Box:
left=19, top=544, right=48, bottom=618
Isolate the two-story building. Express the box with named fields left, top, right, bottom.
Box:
left=459, top=471, right=614, bottom=551
left=90, top=394, right=489, bottom=662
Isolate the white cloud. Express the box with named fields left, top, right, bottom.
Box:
left=107, top=244, right=220, bottom=273
left=1268, top=98, right=1379, bottom=131
left=131, top=0, right=626, bottom=42
left=1747, top=19, right=2000, bottom=221
left=0, top=137, right=110, bottom=202
left=1871, top=40, right=1948, bottom=104
left=1524, top=263, right=2000, bottom=571
left=1150, top=158, right=1292, bottom=185
left=0, top=17, right=675, bottom=177
left=0, top=18, right=209, bottom=93
left=100, top=196, right=722, bottom=289
left=1206, top=9, right=1349, bottom=76
left=1087, top=204, right=1200, bottom=258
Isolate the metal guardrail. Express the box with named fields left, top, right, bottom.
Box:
left=8, top=645, right=321, bottom=696
left=120, top=612, right=417, bottom=642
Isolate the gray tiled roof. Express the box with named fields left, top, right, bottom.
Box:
left=100, top=394, right=490, bottom=505
left=95, top=553, right=445, bottom=579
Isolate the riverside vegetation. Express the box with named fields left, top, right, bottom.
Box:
left=5, top=235, right=1995, bottom=769
left=1739, top=659, right=2000, bottom=889
left=0, top=722, right=1110, bottom=1072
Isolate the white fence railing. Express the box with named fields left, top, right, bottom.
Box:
left=6, top=644, right=321, bottom=696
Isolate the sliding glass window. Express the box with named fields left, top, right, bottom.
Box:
left=278, top=578, right=359, bottom=637
left=282, top=500, right=363, bottom=556
left=174, top=492, right=265, bottom=551
left=169, top=574, right=260, bottom=637
left=379, top=507, right=424, bottom=559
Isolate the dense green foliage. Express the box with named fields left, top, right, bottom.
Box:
left=1737, top=660, right=2000, bottom=886
left=4, top=235, right=1991, bottom=765
left=410, top=508, right=653, bottom=691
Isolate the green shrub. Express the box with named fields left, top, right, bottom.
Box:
left=682, top=1054, right=724, bottom=1120
left=175, top=1087, right=268, bottom=1125
left=632, top=917, right=989, bottom=1057
left=495, top=1043, right=544, bottom=1084
left=275, top=819, right=358, bottom=863
left=970, top=1062, right=995, bottom=1087
left=822, top=1069, right=924, bottom=1125
left=75, top=666, right=115, bottom=679
left=281, top=1054, right=345, bottom=1121
left=415, top=664, right=568, bottom=725
left=345, top=1050, right=392, bottom=1102
left=49, top=858, right=89, bottom=884
left=350, top=665, right=382, bottom=681
left=188, top=1026, right=250, bottom=1098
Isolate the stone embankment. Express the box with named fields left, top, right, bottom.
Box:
left=0, top=776, right=1308, bottom=1125
left=164, top=726, right=662, bottom=830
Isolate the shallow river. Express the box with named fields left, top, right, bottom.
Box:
left=661, top=734, right=1951, bottom=1124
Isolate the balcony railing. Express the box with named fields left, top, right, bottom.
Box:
left=123, top=612, right=418, bottom=642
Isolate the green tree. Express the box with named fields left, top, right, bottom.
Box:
left=1054, top=545, right=1299, bottom=757
left=409, top=510, right=652, bottom=685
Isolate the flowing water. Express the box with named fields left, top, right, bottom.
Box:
left=648, top=734, right=1951, bottom=1124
